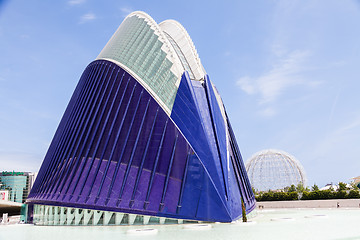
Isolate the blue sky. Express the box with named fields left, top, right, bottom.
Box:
left=1, top=0, right=360, bottom=187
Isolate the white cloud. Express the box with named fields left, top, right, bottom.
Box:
left=120, top=7, right=133, bottom=17
left=68, top=0, right=86, bottom=6
left=79, top=13, right=96, bottom=24
left=237, top=76, right=255, bottom=95
left=237, top=49, right=312, bottom=104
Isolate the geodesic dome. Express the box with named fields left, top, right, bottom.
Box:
left=245, top=149, right=307, bottom=192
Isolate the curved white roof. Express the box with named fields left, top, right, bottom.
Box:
left=97, top=11, right=206, bottom=114
left=126, top=11, right=184, bottom=78
left=159, top=20, right=205, bottom=80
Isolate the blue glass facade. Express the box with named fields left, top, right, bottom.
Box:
left=27, top=12, right=255, bottom=223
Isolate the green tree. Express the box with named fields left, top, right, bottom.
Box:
left=336, top=190, right=347, bottom=199
left=256, top=191, right=298, bottom=201
left=348, top=189, right=360, bottom=198
left=288, top=185, right=296, bottom=192
left=350, top=182, right=359, bottom=190
left=338, top=182, right=347, bottom=191
left=296, top=182, right=305, bottom=193
left=311, top=184, right=319, bottom=191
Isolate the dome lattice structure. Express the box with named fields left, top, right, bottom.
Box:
left=245, top=149, right=307, bottom=192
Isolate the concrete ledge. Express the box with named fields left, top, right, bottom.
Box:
left=256, top=199, right=360, bottom=209
left=0, top=201, right=22, bottom=216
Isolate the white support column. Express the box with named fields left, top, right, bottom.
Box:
left=36, top=205, right=41, bottom=225
left=39, top=205, right=45, bottom=225
left=143, top=215, right=150, bottom=225
left=44, top=205, right=49, bottom=225
left=53, top=207, right=60, bottom=225
left=74, top=208, right=84, bottom=225
left=115, top=212, right=124, bottom=225
left=177, top=219, right=183, bottom=224
left=83, top=209, right=93, bottom=225
left=60, top=207, right=67, bottom=225
left=33, top=205, right=38, bottom=224
left=159, top=217, right=165, bottom=225
left=103, top=211, right=113, bottom=225
left=48, top=206, right=54, bottom=225
left=93, top=210, right=103, bottom=225
left=66, top=207, right=75, bottom=225
left=128, top=214, right=136, bottom=225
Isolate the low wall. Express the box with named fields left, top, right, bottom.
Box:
left=256, top=199, right=360, bottom=209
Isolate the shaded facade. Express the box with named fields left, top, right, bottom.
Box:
left=27, top=11, right=255, bottom=224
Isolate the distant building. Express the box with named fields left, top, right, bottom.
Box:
left=0, top=171, right=37, bottom=203
left=246, top=149, right=307, bottom=192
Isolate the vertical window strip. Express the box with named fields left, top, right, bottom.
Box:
left=104, top=90, right=144, bottom=205
left=54, top=63, right=111, bottom=199
left=65, top=66, right=117, bottom=199
left=83, top=77, right=132, bottom=201
left=36, top=63, right=98, bottom=196
left=42, top=63, right=104, bottom=196
left=93, top=83, right=138, bottom=202
left=177, top=150, right=191, bottom=213
left=129, top=107, right=159, bottom=207
left=159, top=134, right=178, bottom=211
left=117, top=97, right=151, bottom=202
left=76, top=70, right=125, bottom=201
left=144, top=118, right=169, bottom=209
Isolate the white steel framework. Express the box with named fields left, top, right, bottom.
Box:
left=245, top=149, right=307, bottom=192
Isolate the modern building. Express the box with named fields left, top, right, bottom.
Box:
left=27, top=11, right=255, bottom=225
left=246, top=149, right=307, bottom=192
left=0, top=171, right=37, bottom=203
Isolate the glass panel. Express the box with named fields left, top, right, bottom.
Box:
left=98, top=16, right=179, bottom=111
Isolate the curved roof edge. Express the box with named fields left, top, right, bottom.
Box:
left=159, top=19, right=206, bottom=80
left=124, top=11, right=184, bottom=83
left=98, top=57, right=172, bottom=115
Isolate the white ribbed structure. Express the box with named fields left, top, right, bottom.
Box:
left=245, top=149, right=307, bottom=191
left=159, top=20, right=205, bottom=80
left=97, top=11, right=205, bottom=114
left=32, top=204, right=202, bottom=226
